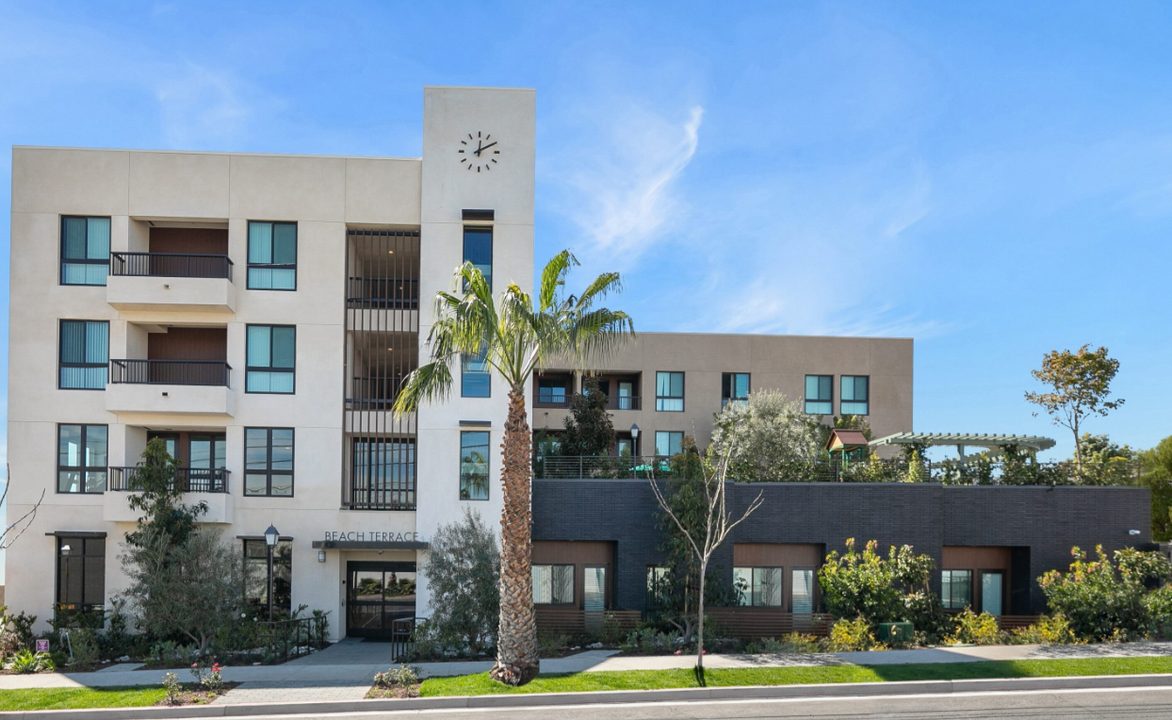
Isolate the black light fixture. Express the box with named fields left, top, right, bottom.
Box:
left=264, top=524, right=280, bottom=622
left=630, top=424, right=640, bottom=456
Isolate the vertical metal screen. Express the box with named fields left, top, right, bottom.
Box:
left=342, top=229, right=420, bottom=510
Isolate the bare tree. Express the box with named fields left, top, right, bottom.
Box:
left=649, top=446, right=763, bottom=672
left=1, top=466, right=44, bottom=551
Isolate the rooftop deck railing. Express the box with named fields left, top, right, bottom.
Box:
left=109, top=359, right=232, bottom=387
left=107, top=466, right=230, bottom=493
left=110, top=252, right=233, bottom=280
left=534, top=455, right=1141, bottom=486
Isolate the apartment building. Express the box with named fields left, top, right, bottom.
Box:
left=8, top=84, right=1003, bottom=641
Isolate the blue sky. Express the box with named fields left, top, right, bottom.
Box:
left=2, top=0, right=1170, bottom=509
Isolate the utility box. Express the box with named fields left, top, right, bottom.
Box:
left=877, top=622, right=913, bottom=645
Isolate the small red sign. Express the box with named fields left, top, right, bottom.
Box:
left=35, top=639, right=49, bottom=653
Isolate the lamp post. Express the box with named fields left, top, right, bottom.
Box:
left=630, top=424, right=640, bottom=479
left=264, top=524, right=280, bottom=622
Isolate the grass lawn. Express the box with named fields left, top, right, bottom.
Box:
left=420, top=656, right=1172, bottom=697
left=0, top=686, right=168, bottom=711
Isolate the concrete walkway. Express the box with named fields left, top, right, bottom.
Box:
left=0, top=638, right=1169, bottom=706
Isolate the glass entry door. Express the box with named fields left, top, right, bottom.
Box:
left=981, top=571, right=1004, bottom=616
left=346, top=561, right=417, bottom=638
left=583, top=566, right=607, bottom=611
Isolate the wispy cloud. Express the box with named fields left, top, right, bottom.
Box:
left=156, top=63, right=255, bottom=148
left=551, top=104, right=704, bottom=267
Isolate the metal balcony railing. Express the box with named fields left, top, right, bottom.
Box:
left=107, top=466, right=230, bottom=493
left=109, top=359, right=231, bottom=387
left=110, top=252, right=233, bottom=280
left=346, top=276, right=420, bottom=309
left=534, top=393, right=641, bottom=410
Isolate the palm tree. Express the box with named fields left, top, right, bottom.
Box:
left=393, top=250, right=634, bottom=685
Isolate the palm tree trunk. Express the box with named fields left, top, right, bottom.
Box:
left=490, top=386, right=540, bottom=685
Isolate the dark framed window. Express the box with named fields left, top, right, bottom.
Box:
left=58, top=424, right=107, bottom=493
left=460, top=431, right=490, bottom=500
left=247, top=221, right=297, bottom=290
left=244, top=539, right=292, bottom=616
left=246, top=325, right=295, bottom=393
left=841, top=376, right=869, bottom=416
left=244, top=428, right=294, bottom=497
left=655, top=430, right=684, bottom=457
left=941, top=569, right=973, bottom=610
left=350, top=438, right=416, bottom=510
left=56, top=536, right=105, bottom=610
left=60, top=216, right=110, bottom=286
left=532, top=564, right=574, bottom=605
left=463, top=226, right=493, bottom=290
left=461, top=350, right=490, bottom=398
left=646, top=566, right=671, bottom=609
left=733, top=566, right=783, bottom=607
left=59, top=320, right=109, bottom=390
left=537, top=377, right=568, bottom=405
left=721, top=372, right=750, bottom=408
left=655, top=371, right=684, bottom=412
left=804, top=375, right=833, bottom=415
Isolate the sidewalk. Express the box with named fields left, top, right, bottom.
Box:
left=0, top=638, right=1169, bottom=706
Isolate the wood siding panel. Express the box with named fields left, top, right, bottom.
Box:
left=733, top=543, right=823, bottom=568
left=147, top=328, right=228, bottom=361
left=532, top=541, right=615, bottom=566
left=149, top=227, right=229, bottom=255
left=942, top=546, right=1012, bottom=571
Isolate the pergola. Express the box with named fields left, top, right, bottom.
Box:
left=869, top=432, right=1056, bottom=465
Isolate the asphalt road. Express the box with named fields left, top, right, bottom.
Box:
left=251, top=686, right=1172, bottom=720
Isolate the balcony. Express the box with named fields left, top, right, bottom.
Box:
left=103, top=467, right=232, bottom=523
left=107, top=252, right=236, bottom=313
left=106, top=360, right=234, bottom=418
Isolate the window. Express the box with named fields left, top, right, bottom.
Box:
left=58, top=424, right=107, bottom=493
left=655, top=431, right=684, bottom=457
left=461, top=350, right=490, bottom=398
left=537, top=377, right=568, bottom=405
left=721, top=372, right=750, bottom=408
left=59, top=320, right=109, bottom=390
left=60, top=216, right=110, bottom=285
left=246, top=325, right=295, bottom=393
left=941, top=569, right=973, bottom=610
left=804, top=375, right=833, bottom=414
left=460, top=431, right=490, bottom=500
left=244, top=539, right=292, bottom=616
left=247, top=221, right=297, bottom=290
left=733, top=566, right=783, bottom=607
left=244, top=428, right=294, bottom=497
left=463, top=226, right=493, bottom=289
left=792, top=569, right=815, bottom=613
left=646, top=566, right=671, bottom=609
left=655, top=371, right=684, bottom=411
left=532, top=564, right=574, bottom=605
left=56, top=536, right=105, bottom=610
left=351, top=439, right=416, bottom=509
left=841, top=376, right=869, bottom=415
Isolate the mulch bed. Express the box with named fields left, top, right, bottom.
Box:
left=365, top=684, right=421, bottom=699
left=155, top=682, right=240, bottom=706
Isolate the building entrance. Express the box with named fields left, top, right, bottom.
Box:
left=345, top=561, right=417, bottom=639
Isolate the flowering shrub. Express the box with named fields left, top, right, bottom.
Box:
left=1007, top=615, right=1081, bottom=645
left=828, top=617, right=886, bottom=651
left=946, top=609, right=1003, bottom=645
left=1038, top=545, right=1171, bottom=641
left=162, top=672, right=181, bottom=705
left=373, top=664, right=421, bottom=688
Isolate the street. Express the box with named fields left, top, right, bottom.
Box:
left=246, top=686, right=1172, bottom=720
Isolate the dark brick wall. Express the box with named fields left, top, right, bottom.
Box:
left=532, top=480, right=1151, bottom=613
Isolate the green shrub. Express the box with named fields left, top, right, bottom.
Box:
left=150, top=640, right=197, bottom=668
left=373, top=664, right=421, bottom=688
left=1007, top=615, right=1082, bottom=645
left=1143, top=585, right=1172, bottom=639
left=537, top=632, right=570, bottom=657
left=902, top=590, right=952, bottom=646
left=820, top=539, right=937, bottom=626
left=620, top=626, right=682, bottom=655
left=69, top=629, right=102, bottom=669
left=946, top=609, right=1004, bottom=645
left=827, top=617, right=886, bottom=652
left=5, top=649, right=55, bottom=673
left=744, top=633, right=824, bottom=654
left=162, top=672, right=182, bottom=705
left=1038, top=545, right=1170, bottom=641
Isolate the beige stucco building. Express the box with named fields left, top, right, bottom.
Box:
left=5, top=86, right=912, bottom=639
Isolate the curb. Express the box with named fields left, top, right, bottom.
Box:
left=4, top=673, right=1172, bottom=719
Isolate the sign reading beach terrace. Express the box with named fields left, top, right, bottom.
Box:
left=323, top=531, right=423, bottom=543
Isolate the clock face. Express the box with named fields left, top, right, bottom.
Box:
left=458, top=131, right=500, bottom=173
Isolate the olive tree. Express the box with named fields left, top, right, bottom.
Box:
left=420, top=508, right=500, bottom=656
left=710, top=390, right=821, bottom=482
left=1025, top=345, right=1125, bottom=471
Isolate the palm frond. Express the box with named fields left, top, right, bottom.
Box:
left=539, top=250, right=578, bottom=311
left=392, top=360, right=454, bottom=416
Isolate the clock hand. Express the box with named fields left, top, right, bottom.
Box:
left=477, top=141, right=498, bottom=154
